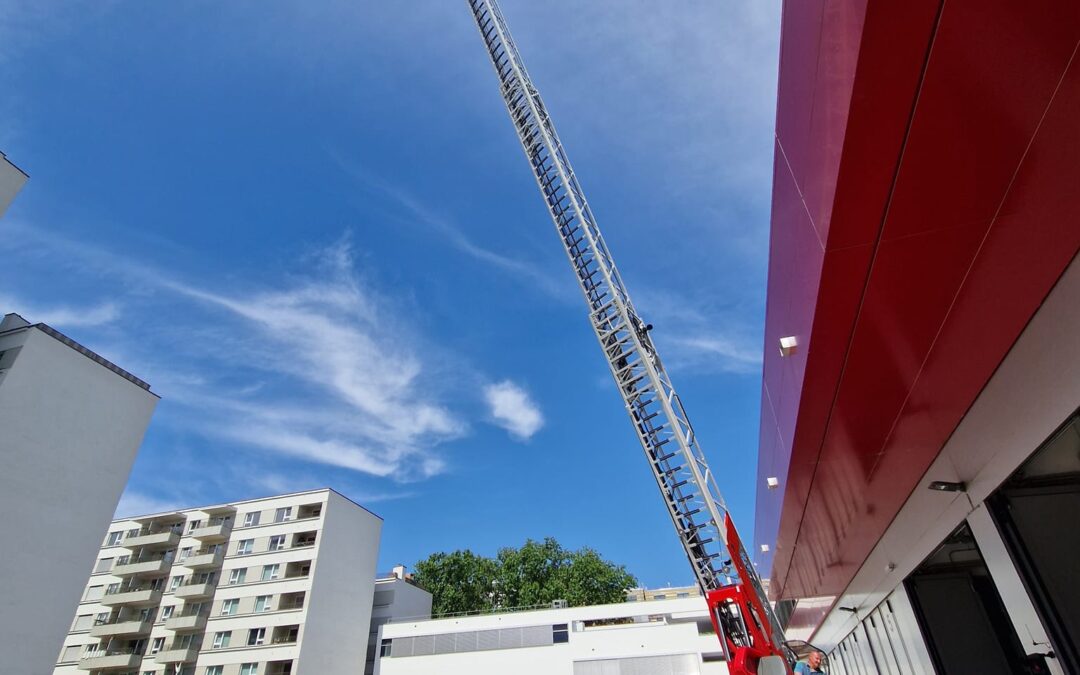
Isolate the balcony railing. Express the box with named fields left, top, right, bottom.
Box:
left=113, top=554, right=173, bottom=576
left=155, top=645, right=200, bottom=664
left=165, top=609, right=210, bottom=631
left=173, top=578, right=216, bottom=599
left=180, top=548, right=224, bottom=568
left=101, top=585, right=163, bottom=606
left=79, top=649, right=143, bottom=670
left=124, top=528, right=181, bottom=548
left=88, top=615, right=152, bottom=638
left=191, top=520, right=232, bottom=540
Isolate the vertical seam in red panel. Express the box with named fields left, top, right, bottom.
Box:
left=864, top=36, right=1080, bottom=492
left=778, top=0, right=946, bottom=603
left=776, top=136, right=826, bottom=252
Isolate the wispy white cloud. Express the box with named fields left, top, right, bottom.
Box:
left=484, top=380, right=544, bottom=440
left=331, top=154, right=569, bottom=298
left=634, top=289, right=762, bottom=375
left=0, top=294, right=120, bottom=328
left=3, top=225, right=472, bottom=482
left=114, top=491, right=190, bottom=519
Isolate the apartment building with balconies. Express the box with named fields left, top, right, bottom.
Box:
left=53, top=488, right=382, bottom=675
left=0, top=311, right=158, bottom=675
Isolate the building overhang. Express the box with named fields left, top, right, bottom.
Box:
left=755, top=0, right=1080, bottom=634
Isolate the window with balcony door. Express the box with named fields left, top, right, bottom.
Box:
left=236, top=539, right=254, bottom=555
left=106, top=583, right=120, bottom=595
left=262, top=564, right=280, bottom=581
left=268, top=535, right=286, bottom=552
left=274, top=507, right=292, bottom=523
left=248, top=627, right=266, bottom=646
left=150, top=637, right=165, bottom=654
left=221, top=599, right=239, bottom=616
left=106, top=531, right=123, bottom=546
left=160, top=606, right=174, bottom=621
left=212, top=631, right=231, bottom=649
left=205, top=667, right=223, bottom=675
left=243, top=512, right=261, bottom=527
left=239, top=664, right=258, bottom=675
left=177, top=633, right=198, bottom=649
left=178, top=547, right=192, bottom=562
left=94, top=558, right=113, bottom=573
left=254, top=595, right=272, bottom=612
left=170, top=576, right=183, bottom=592
left=188, top=520, right=202, bottom=533
left=229, top=568, right=247, bottom=585
left=150, top=577, right=165, bottom=591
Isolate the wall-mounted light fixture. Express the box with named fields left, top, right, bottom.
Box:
left=928, top=480, right=967, bottom=493
left=760, top=544, right=770, bottom=553
left=779, top=336, right=798, bottom=357
left=767, top=477, right=780, bottom=489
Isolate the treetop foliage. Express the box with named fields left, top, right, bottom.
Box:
left=413, top=537, right=638, bottom=616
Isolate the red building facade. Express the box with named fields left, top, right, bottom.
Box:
left=755, top=1, right=1080, bottom=672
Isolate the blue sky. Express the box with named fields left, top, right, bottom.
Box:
left=1, top=1, right=781, bottom=588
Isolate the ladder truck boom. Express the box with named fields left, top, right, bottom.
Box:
left=466, top=2, right=793, bottom=673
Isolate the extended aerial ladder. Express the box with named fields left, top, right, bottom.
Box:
left=466, top=2, right=793, bottom=673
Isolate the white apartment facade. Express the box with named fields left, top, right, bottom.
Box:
left=53, top=489, right=382, bottom=675
left=0, top=313, right=158, bottom=675
left=375, top=596, right=728, bottom=675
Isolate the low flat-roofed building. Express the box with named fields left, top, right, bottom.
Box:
left=376, top=596, right=728, bottom=675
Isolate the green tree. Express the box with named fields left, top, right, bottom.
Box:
left=412, top=550, right=498, bottom=615
left=413, top=538, right=637, bottom=615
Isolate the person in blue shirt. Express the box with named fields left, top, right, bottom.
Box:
left=793, top=650, right=825, bottom=674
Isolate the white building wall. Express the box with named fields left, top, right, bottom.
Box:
left=0, top=320, right=158, bottom=675
left=365, top=575, right=432, bottom=675
left=0, top=151, right=27, bottom=217
left=376, top=597, right=728, bottom=675
left=294, top=490, right=382, bottom=675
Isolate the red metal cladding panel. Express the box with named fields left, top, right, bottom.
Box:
left=796, top=0, right=866, bottom=246
left=773, top=0, right=1080, bottom=603
left=774, top=0, right=829, bottom=200
left=760, top=0, right=943, bottom=599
